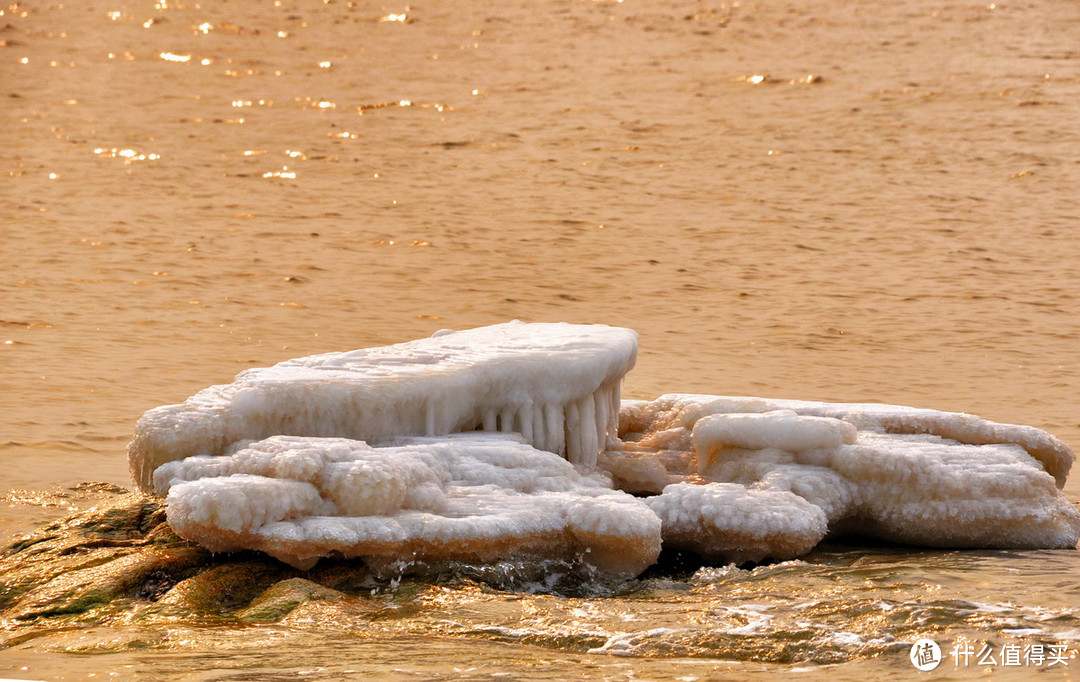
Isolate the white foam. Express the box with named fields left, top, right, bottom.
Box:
left=586, top=627, right=684, bottom=656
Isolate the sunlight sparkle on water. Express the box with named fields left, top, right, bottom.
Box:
left=94, top=148, right=160, bottom=162
left=263, top=167, right=296, bottom=179
left=160, top=52, right=191, bottom=62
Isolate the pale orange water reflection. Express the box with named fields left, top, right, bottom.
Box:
left=2, top=0, right=1080, bottom=678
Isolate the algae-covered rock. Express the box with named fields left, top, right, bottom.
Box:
left=0, top=491, right=211, bottom=620
left=0, top=490, right=376, bottom=630
left=7, top=546, right=210, bottom=621
left=236, top=577, right=346, bottom=623
left=305, top=560, right=378, bottom=593
left=156, top=560, right=295, bottom=615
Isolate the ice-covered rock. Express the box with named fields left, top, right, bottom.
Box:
left=598, top=450, right=676, bottom=496
left=159, top=434, right=661, bottom=577
left=620, top=394, right=1074, bottom=487
left=645, top=482, right=828, bottom=563
left=623, top=395, right=1080, bottom=562
left=129, top=321, right=637, bottom=491
left=128, top=325, right=1080, bottom=574
left=693, top=410, right=857, bottom=478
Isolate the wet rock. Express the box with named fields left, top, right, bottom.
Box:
left=156, top=560, right=295, bottom=615
left=0, top=492, right=382, bottom=629
left=7, top=546, right=209, bottom=621
left=236, top=577, right=346, bottom=623
left=305, top=560, right=378, bottom=593
left=0, top=492, right=211, bottom=619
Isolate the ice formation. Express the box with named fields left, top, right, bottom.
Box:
left=620, top=395, right=1080, bottom=562
left=129, top=321, right=636, bottom=492
left=156, top=434, right=661, bottom=577
left=128, top=323, right=1080, bottom=575
left=619, top=395, right=1074, bottom=487
left=645, top=482, right=827, bottom=564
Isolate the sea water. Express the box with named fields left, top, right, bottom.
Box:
left=3, top=0, right=1080, bottom=678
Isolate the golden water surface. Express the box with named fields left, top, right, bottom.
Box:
left=2, top=0, right=1080, bottom=679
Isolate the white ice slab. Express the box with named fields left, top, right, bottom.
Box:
left=129, top=321, right=637, bottom=491
left=620, top=394, right=1074, bottom=488
left=161, top=434, right=662, bottom=577
left=620, top=394, right=1080, bottom=562
left=130, top=327, right=1080, bottom=572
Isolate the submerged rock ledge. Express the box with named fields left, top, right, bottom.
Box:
left=0, top=491, right=393, bottom=627
left=119, top=322, right=1079, bottom=577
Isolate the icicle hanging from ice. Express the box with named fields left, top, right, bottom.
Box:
left=128, top=322, right=637, bottom=492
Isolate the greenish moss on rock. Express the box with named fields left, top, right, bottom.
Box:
left=236, top=577, right=346, bottom=623
left=1, top=490, right=409, bottom=631
left=8, top=547, right=209, bottom=620
left=156, top=560, right=295, bottom=615
left=0, top=492, right=211, bottom=620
